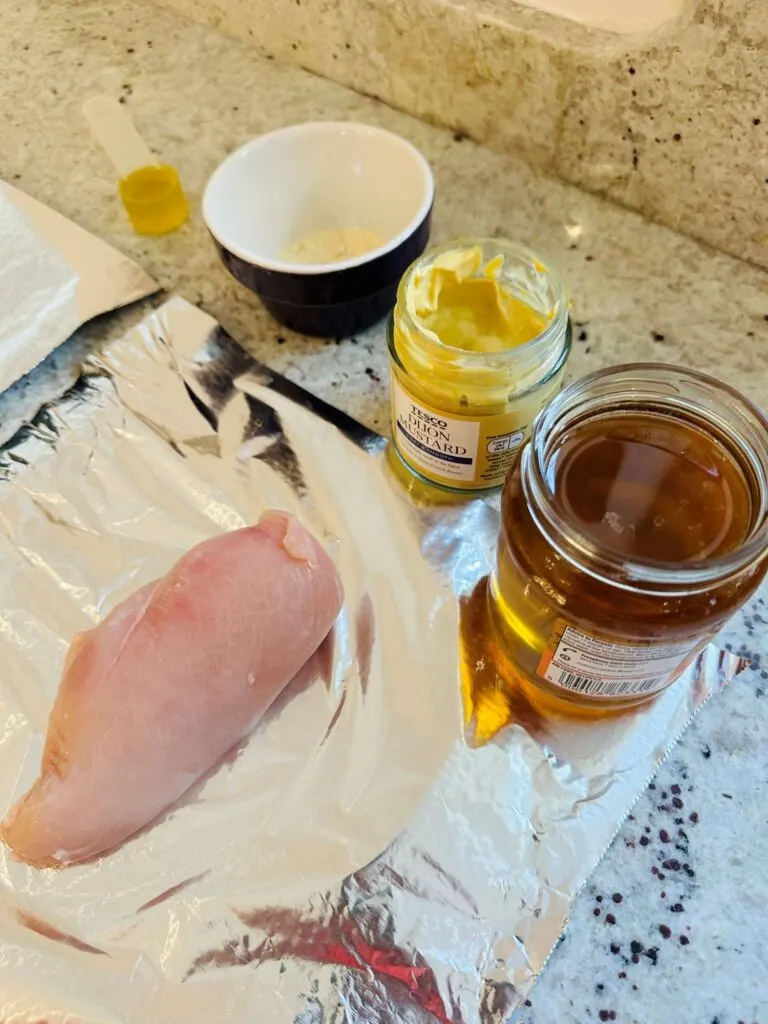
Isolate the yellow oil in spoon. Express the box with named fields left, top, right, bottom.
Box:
left=84, top=95, right=188, bottom=235
left=118, top=164, right=188, bottom=235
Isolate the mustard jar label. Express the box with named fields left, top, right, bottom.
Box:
left=391, top=375, right=527, bottom=489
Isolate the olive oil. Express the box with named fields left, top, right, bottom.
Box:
left=118, top=165, right=189, bottom=236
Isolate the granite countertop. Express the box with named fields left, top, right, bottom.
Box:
left=2, top=0, right=768, bottom=1020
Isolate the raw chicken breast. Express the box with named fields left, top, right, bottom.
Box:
left=2, top=511, right=343, bottom=867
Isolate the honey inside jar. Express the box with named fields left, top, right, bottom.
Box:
left=490, top=365, right=768, bottom=716
left=550, top=413, right=753, bottom=564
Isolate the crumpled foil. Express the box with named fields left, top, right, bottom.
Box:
left=0, top=180, right=157, bottom=394
left=0, top=297, right=744, bottom=1023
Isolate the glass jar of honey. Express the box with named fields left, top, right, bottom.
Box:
left=388, top=239, right=571, bottom=493
left=490, top=364, right=768, bottom=714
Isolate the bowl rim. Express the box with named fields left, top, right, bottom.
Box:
left=202, top=121, right=435, bottom=277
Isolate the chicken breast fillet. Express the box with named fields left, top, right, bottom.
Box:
left=2, top=511, right=343, bottom=867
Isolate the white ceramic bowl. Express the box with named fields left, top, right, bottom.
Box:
left=203, top=122, right=435, bottom=336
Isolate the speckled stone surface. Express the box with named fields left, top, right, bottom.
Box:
left=151, top=0, right=768, bottom=271
left=2, top=1, right=768, bottom=1020
left=554, top=0, right=768, bottom=272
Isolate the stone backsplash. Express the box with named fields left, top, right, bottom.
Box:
left=152, top=0, right=767, bottom=269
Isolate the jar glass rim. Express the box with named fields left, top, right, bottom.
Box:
left=386, top=311, right=574, bottom=400
left=394, top=237, right=570, bottom=369
left=524, top=362, right=768, bottom=591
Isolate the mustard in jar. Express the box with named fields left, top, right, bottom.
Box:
left=387, top=239, right=571, bottom=492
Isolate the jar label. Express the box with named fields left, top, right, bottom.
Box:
left=390, top=375, right=528, bottom=489
left=537, top=623, right=701, bottom=699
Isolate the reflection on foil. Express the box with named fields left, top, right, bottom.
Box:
left=0, top=297, right=748, bottom=1022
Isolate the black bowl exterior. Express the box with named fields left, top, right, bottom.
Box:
left=259, top=284, right=400, bottom=337
left=212, top=207, right=432, bottom=337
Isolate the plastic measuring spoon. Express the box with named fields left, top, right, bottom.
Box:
left=83, top=95, right=189, bottom=235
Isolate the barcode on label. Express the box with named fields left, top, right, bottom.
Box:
left=553, top=672, right=664, bottom=697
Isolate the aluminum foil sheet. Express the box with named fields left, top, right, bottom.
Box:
left=0, top=180, right=157, bottom=394
left=0, top=297, right=744, bottom=1023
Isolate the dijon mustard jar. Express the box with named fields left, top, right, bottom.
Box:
left=387, top=239, right=571, bottom=493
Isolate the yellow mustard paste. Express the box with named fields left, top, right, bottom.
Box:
left=406, top=246, right=548, bottom=353
left=388, top=241, right=570, bottom=493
